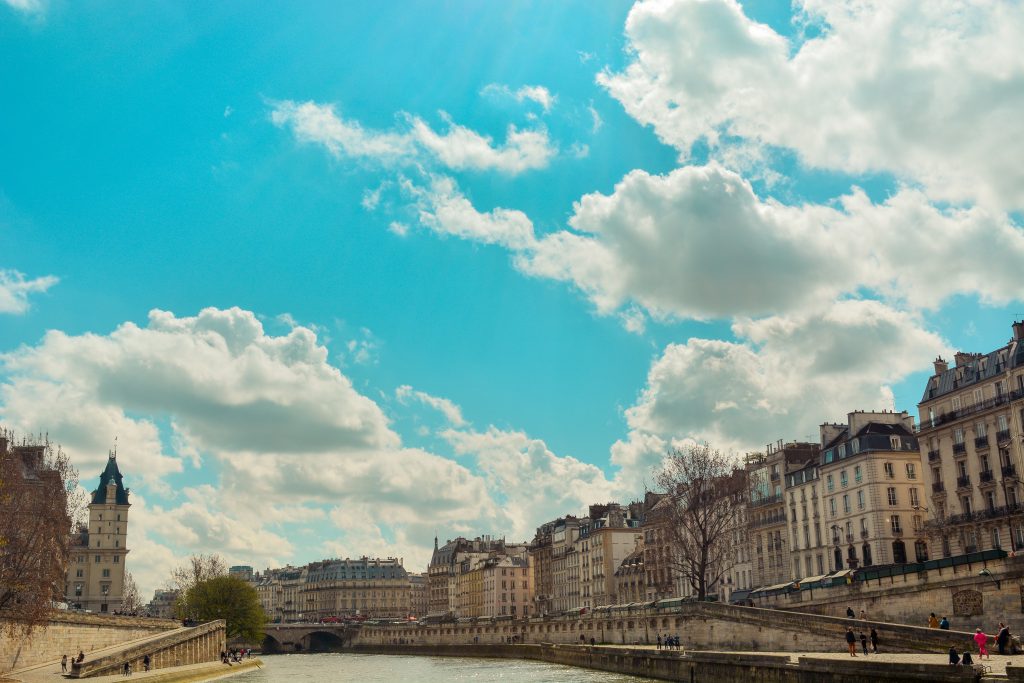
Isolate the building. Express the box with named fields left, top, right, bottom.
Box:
left=639, top=493, right=680, bottom=600
left=784, top=455, right=826, bottom=580
left=146, top=589, right=179, bottom=619
left=229, top=565, right=254, bottom=582
left=425, top=535, right=513, bottom=617
left=578, top=503, right=642, bottom=609
left=549, top=516, right=587, bottom=613
left=612, top=543, right=645, bottom=605
left=528, top=522, right=556, bottom=615
left=919, top=321, right=1024, bottom=556
left=66, top=453, right=130, bottom=613
left=408, top=572, right=428, bottom=619
left=817, top=410, right=926, bottom=570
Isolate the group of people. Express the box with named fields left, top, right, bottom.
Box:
left=843, top=627, right=879, bottom=656
left=927, top=612, right=951, bottom=630
left=656, top=634, right=681, bottom=650
left=948, top=622, right=1013, bottom=665
left=221, top=648, right=252, bottom=665
left=59, top=651, right=85, bottom=673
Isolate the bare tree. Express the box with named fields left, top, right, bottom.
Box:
left=168, top=554, right=227, bottom=619
left=121, top=572, right=142, bottom=614
left=654, top=443, right=747, bottom=601
left=0, top=430, right=84, bottom=633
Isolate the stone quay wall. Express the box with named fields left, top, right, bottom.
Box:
left=0, top=613, right=179, bottom=673
left=69, top=619, right=226, bottom=678
left=351, top=643, right=979, bottom=683
left=760, top=555, right=1024, bottom=633
left=357, top=602, right=978, bottom=655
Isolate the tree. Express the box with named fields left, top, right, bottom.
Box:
left=168, top=554, right=226, bottom=619
left=121, top=572, right=142, bottom=614
left=654, top=443, right=748, bottom=601
left=0, top=430, right=84, bottom=633
left=184, top=576, right=266, bottom=642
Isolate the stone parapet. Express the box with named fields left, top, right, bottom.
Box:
left=68, top=620, right=225, bottom=678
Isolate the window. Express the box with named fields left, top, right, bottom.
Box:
left=909, top=488, right=920, bottom=507
left=113, top=556, right=119, bottom=563
left=887, top=487, right=898, bottom=506
left=95, top=555, right=101, bottom=563
left=840, top=471, right=848, bottom=488
left=992, top=528, right=1001, bottom=549
left=890, top=515, right=902, bottom=533
left=851, top=438, right=859, bottom=453
left=986, top=491, right=997, bottom=511
left=854, top=465, right=862, bottom=483
left=890, top=435, right=901, bottom=449
left=954, top=427, right=964, bottom=444
left=843, top=494, right=851, bottom=514
left=976, top=421, right=987, bottom=437
left=884, top=462, right=895, bottom=479
left=857, top=490, right=865, bottom=510
left=906, top=463, right=916, bottom=480
left=827, top=474, right=834, bottom=492
left=76, top=569, right=83, bottom=578
left=958, top=460, right=968, bottom=478
left=952, top=396, right=961, bottom=411
left=829, top=498, right=836, bottom=516
left=998, top=414, right=1009, bottom=432
left=102, top=568, right=110, bottom=578
left=912, top=515, right=922, bottom=531
left=961, top=496, right=972, bottom=515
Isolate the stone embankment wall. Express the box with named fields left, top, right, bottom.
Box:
left=761, top=555, right=1024, bottom=633
left=351, top=643, right=979, bottom=683
left=69, top=620, right=226, bottom=678
left=0, top=613, right=179, bottom=673
left=357, top=602, right=977, bottom=655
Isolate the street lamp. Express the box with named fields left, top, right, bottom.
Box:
left=979, top=568, right=1001, bottom=590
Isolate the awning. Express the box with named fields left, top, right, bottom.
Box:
left=828, top=569, right=855, bottom=579
left=728, top=589, right=751, bottom=603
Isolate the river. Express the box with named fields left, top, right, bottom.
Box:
left=229, top=652, right=659, bottom=682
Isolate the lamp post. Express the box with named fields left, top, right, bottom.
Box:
left=979, top=568, right=1001, bottom=590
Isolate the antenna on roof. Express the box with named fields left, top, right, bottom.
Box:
left=111, top=435, right=118, bottom=460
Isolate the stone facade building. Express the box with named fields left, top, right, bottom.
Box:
left=408, top=572, right=428, bottom=619
left=578, top=504, right=643, bottom=609
left=612, top=544, right=645, bottom=605
left=66, top=453, right=130, bottom=613
left=426, top=535, right=521, bottom=617
left=919, top=321, right=1024, bottom=556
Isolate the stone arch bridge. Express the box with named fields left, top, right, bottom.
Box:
left=261, top=624, right=359, bottom=653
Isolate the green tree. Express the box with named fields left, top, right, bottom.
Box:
left=184, top=575, right=266, bottom=642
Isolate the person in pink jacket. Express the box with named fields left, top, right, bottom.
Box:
left=974, top=628, right=991, bottom=659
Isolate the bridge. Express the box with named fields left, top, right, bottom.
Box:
left=261, top=623, right=359, bottom=653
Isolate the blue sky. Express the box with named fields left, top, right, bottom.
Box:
left=2, top=0, right=1023, bottom=597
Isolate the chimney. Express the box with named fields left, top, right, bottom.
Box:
left=933, top=356, right=948, bottom=375
left=953, top=351, right=977, bottom=368
left=1013, top=320, right=1024, bottom=341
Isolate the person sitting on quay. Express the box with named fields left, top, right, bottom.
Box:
left=949, top=645, right=960, bottom=666
left=929, top=613, right=939, bottom=628
left=846, top=606, right=855, bottom=618
left=940, top=616, right=950, bottom=630
left=961, top=650, right=974, bottom=666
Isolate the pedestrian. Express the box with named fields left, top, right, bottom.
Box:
left=846, top=606, right=855, bottom=618
left=61, top=655, right=68, bottom=673
left=997, top=622, right=1011, bottom=655
left=929, top=613, right=939, bottom=628
left=870, top=627, right=878, bottom=653
left=845, top=627, right=857, bottom=656
left=962, top=650, right=974, bottom=666
left=657, top=633, right=662, bottom=650
left=143, top=654, right=150, bottom=672
left=590, top=637, right=595, bottom=646
left=940, top=616, right=950, bottom=630
left=859, top=631, right=869, bottom=655
left=974, top=628, right=990, bottom=660
left=122, top=661, right=130, bottom=677
left=859, top=609, right=867, bottom=621
left=77, top=650, right=85, bottom=664
left=949, top=645, right=960, bottom=666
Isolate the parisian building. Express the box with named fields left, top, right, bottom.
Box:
left=408, top=572, right=428, bottom=619
left=425, top=535, right=516, bottom=617
left=919, top=321, right=1024, bottom=555
left=577, top=503, right=643, bottom=609
left=65, top=453, right=130, bottom=613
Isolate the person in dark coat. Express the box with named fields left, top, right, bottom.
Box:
left=962, top=650, right=974, bottom=666
left=997, top=622, right=1011, bottom=655
left=859, top=632, right=869, bottom=655
left=845, top=627, right=857, bottom=656
left=870, top=628, right=878, bottom=653
left=949, top=645, right=961, bottom=665
left=846, top=606, right=855, bottom=618
left=940, top=616, right=950, bottom=629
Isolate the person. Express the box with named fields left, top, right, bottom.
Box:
left=590, top=637, right=595, bottom=646
left=870, top=627, right=879, bottom=653
left=949, top=645, right=961, bottom=666
left=61, top=655, right=68, bottom=673
left=860, top=609, right=867, bottom=621
left=929, top=613, right=939, bottom=628
left=845, top=627, right=857, bottom=656
left=143, top=654, right=150, bottom=672
left=940, top=616, right=950, bottom=630
left=77, top=651, right=85, bottom=664
left=859, top=631, right=869, bottom=655
left=975, top=628, right=990, bottom=659
left=997, top=622, right=1011, bottom=655
left=846, top=606, right=855, bottom=618
left=122, top=661, right=130, bottom=677
left=962, top=650, right=974, bottom=666
left=657, top=634, right=662, bottom=650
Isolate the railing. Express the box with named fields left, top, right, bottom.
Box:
left=957, top=475, right=971, bottom=489
left=770, top=472, right=780, bottom=482
left=953, top=442, right=967, bottom=455
left=891, top=528, right=903, bottom=537
left=980, top=470, right=995, bottom=483
left=845, top=533, right=854, bottom=543
left=860, top=529, right=870, bottom=539
left=750, top=493, right=783, bottom=508
left=975, top=435, right=989, bottom=449
left=932, top=482, right=945, bottom=493
left=917, top=390, right=1024, bottom=432
left=928, top=450, right=941, bottom=462
left=1003, top=464, right=1017, bottom=478
left=997, top=429, right=1012, bottom=443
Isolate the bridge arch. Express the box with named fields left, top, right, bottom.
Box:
left=306, top=630, right=346, bottom=651
left=261, top=633, right=284, bottom=654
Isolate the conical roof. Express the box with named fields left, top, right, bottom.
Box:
left=91, top=454, right=129, bottom=505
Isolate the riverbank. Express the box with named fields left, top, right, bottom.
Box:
left=351, top=643, right=992, bottom=682
left=2, top=659, right=261, bottom=683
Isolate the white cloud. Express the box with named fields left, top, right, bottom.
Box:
left=482, top=84, right=557, bottom=113
left=615, top=300, right=948, bottom=456
left=599, top=0, right=1024, bottom=209
left=2, top=0, right=44, bottom=14
left=588, top=103, right=603, bottom=133
left=395, top=384, right=466, bottom=427
left=0, top=269, right=58, bottom=314
left=270, top=100, right=555, bottom=175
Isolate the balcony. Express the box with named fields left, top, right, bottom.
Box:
left=1003, top=464, right=1018, bottom=478
left=928, top=450, right=941, bottom=462
left=770, top=472, right=780, bottom=482
left=953, top=442, right=967, bottom=455
left=975, top=435, right=989, bottom=449
left=846, top=533, right=855, bottom=543
left=932, top=482, right=945, bottom=493
left=917, top=390, right=1024, bottom=432
left=750, top=493, right=783, bottom=508
left=979, top=470, right=995, bottom=484
left=997, top=429, right=1012, bottom=444
left=891, top=528, right=903, bottom=537
left=956, top=475, right=972, bottom=489
left=861, top=529, right=870, bottom=539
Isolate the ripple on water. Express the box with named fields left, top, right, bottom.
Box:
left=229, top=652, right=659, bottom=682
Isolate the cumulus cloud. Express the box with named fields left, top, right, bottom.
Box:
left=482, top=83, right=556, bottom=112
left=270, top=99, right=555, bottom=174
left=0, top=269, right=58, bottom=314
left=614, top=300, right=948, bottom=458
left=396, top=384, right=467, bottom=427
left=599, top=0, right=1024, bottom=209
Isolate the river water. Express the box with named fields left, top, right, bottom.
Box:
left=230, top=652, right=658, bottom=682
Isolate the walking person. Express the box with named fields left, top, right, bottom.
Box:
left=929, top=613, right=939, bottom=628
left=61, top=655, right=68, bottom=673
left=656, top=633, right=662, bottom=650
left=143, top=654, right=150, bottom=672
left=845, top=627, right=857, bottom=656
left=859, top=631, right=869, bottom=655
left=975, top=628, right=991, bottom=660
left=870, top=627, right=878, bottom=654
left=997, top=622, right=1011, bottom=655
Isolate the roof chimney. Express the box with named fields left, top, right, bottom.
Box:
left=933, top=356, right=948, bottom=375
left=1013, top=320, right=1024, bottom=341
left=953, top=351, right=978, bottom=368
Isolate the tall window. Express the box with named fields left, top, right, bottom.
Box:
left=890, top=435, right=901, bottom=449
left=884, top=462, right=895, bottom=479
left=976, top=421, right=987, bottom=437
left=843, top=495, right=851, bottom=514
left=992, top=528, right=1001, bottom=549
left=954, top=427, right=964, bottom=444
left=909, top=488, right=919, bottom=507
left=854, top=465, right=862, bottom=483
left=906, top=463, right=916, bottom=480
left=962, top=496, right=972, bottom=514
left=840, top=471, right=848, bottom=488
left=998, top=414, right=1009, bottom=432
left=829, top=498, right=836, bottom=516
left=887, top=487, right=898, bottom=506
left=952, top=396, right=961, bottom=411
left=890, top=515, right=902, bottom=533
left=857, top=490, right=865, bottom=510
left=827, top=474, right=834, bottom=492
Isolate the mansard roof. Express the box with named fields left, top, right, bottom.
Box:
left=91, top=454, right=129, bottom=505
left=921, top=338, right=1023, bottom=404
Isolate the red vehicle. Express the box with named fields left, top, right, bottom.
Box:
left=321, top=616, right=340, bottom=624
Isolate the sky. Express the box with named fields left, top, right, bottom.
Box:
left=2, top=0, right=1023, bottom=600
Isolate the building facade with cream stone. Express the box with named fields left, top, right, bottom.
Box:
left=918, top=321, right=1024, bottom=557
